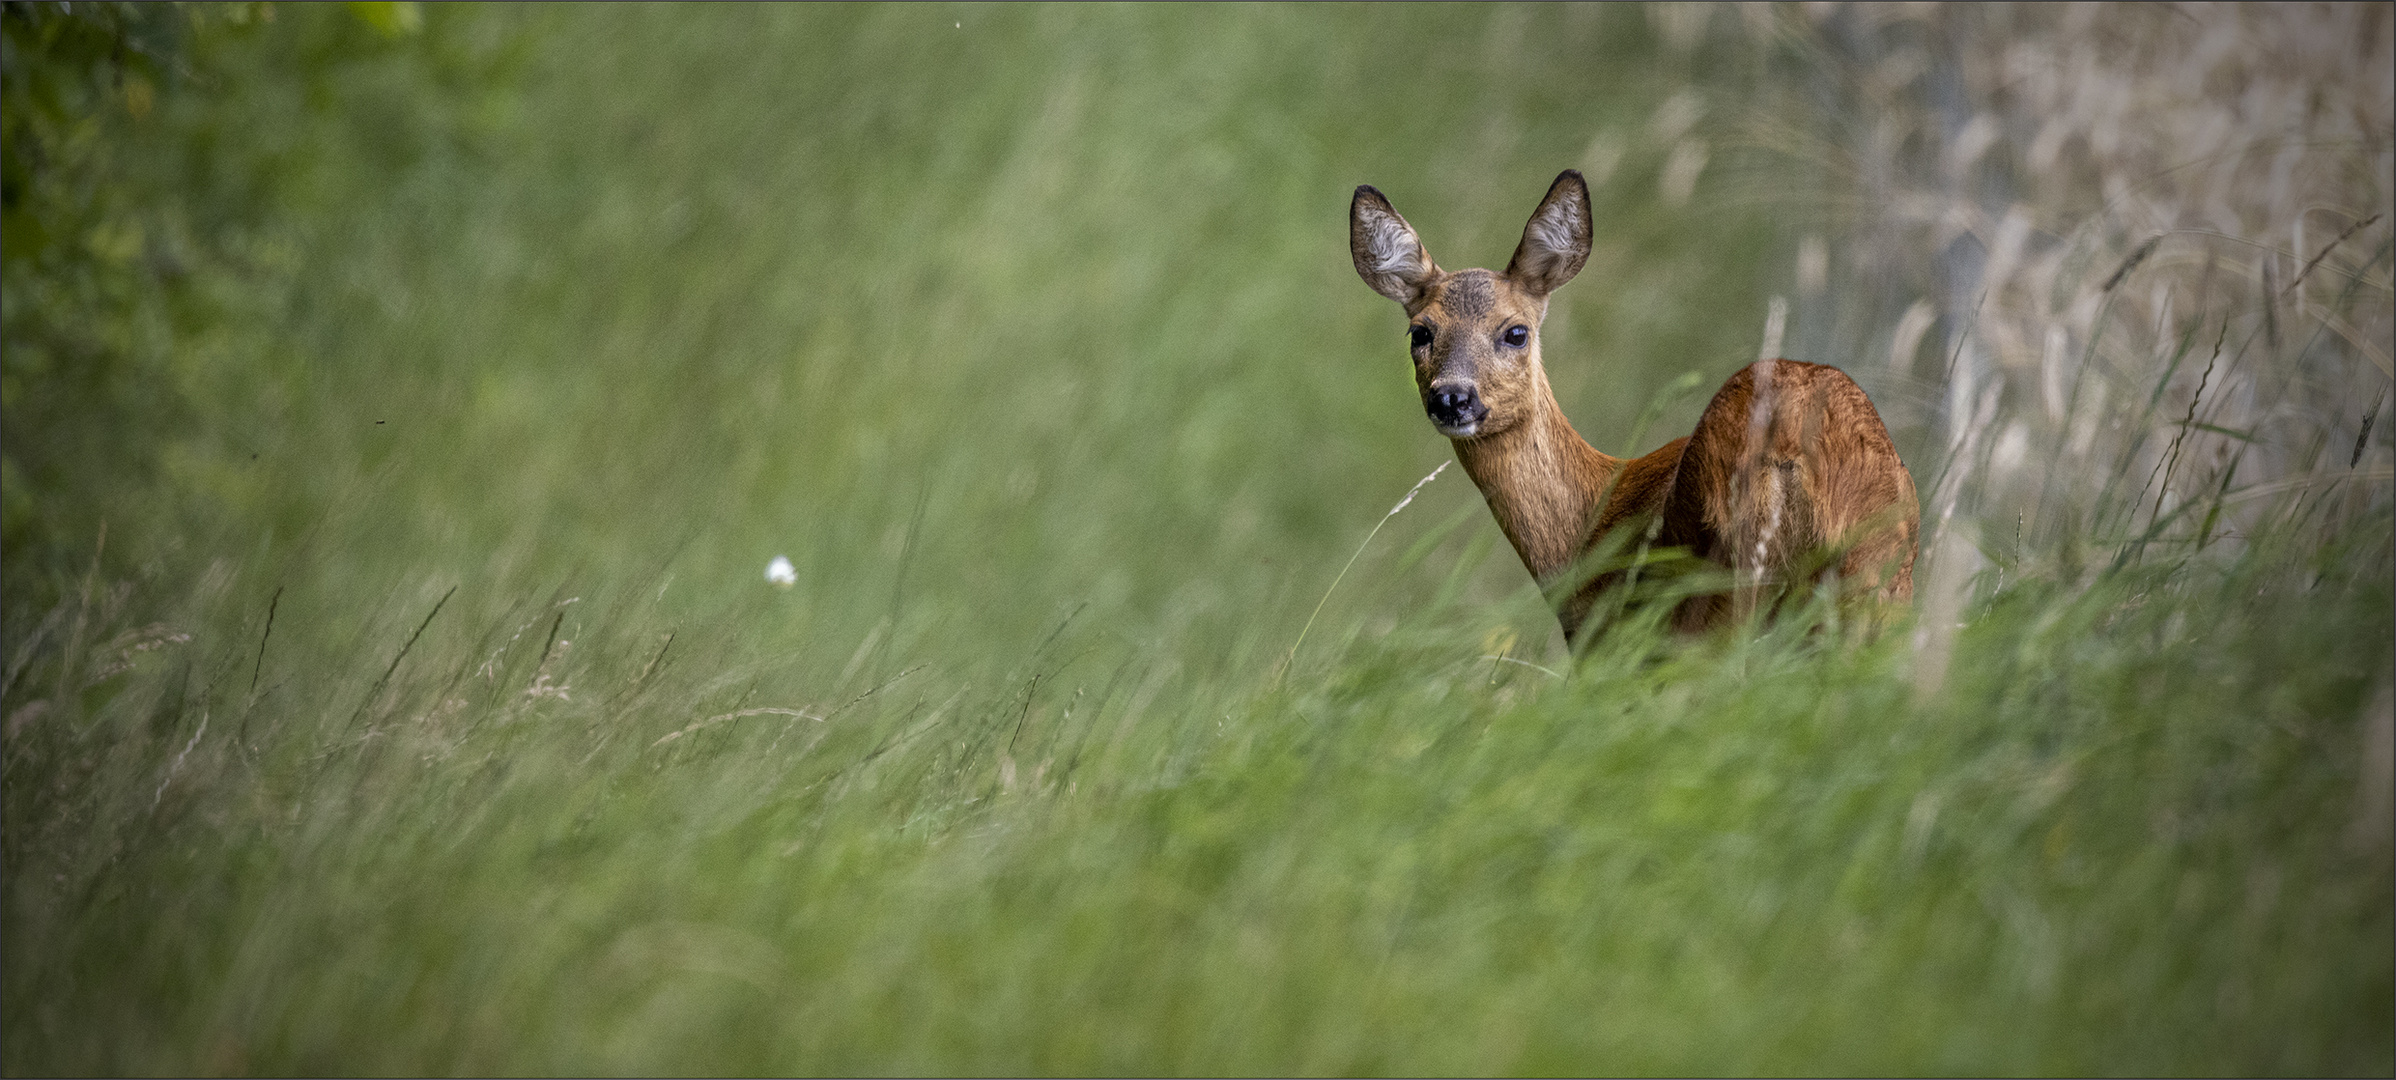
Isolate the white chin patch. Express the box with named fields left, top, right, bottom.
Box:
left=1436, top=422, right=1482, bottom=439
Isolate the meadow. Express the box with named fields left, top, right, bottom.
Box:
left=3, top=3, right=2390, bottom=1073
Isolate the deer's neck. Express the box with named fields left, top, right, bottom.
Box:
left=1451, top=387, right=1619, bottom=584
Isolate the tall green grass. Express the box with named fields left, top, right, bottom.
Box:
left=4, top=3, right=2389, bottom=1074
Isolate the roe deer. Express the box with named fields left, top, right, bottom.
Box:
left=1350, top=170, right=1919, bottom=645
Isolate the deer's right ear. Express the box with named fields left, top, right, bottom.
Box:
left=1351, top=186, right=1437, bottom=307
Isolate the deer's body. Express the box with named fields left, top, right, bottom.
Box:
left=1351, top=171, right=1918, bottom=644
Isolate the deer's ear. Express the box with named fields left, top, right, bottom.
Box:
left=1506, top=170, right=1592, bottom=298
left=1351, top=186, right=1438, bottom=307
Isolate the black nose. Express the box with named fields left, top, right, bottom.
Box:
left=1425, top=386, right=1487, bottom=429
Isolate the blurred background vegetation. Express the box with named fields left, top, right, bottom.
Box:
left=2, top=2, right=2389, bottom=1074
left=1, top=2, right=1792, bottom=669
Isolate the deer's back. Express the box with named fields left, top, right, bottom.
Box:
left=1678, top=359, right=1917, bottom=605
left=1567, top=360, right=1918, bottom=637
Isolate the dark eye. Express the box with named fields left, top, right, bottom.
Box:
left=1501, top=325, right=1529, bottom=348
left=1409, top=324, right=1434, bottom=350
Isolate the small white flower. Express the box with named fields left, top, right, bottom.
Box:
left=765, top=555, right=797, bottom=588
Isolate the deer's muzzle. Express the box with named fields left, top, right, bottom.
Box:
left=1425, top=384, right=1488, bottom=436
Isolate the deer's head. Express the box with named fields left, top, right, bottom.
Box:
left=1350, top=170, right=1592, bottom=439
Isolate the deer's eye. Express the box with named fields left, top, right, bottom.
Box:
left=1501, top=325, right=1530, bottom=348
left=1410, top=325, right=1435, bottom=350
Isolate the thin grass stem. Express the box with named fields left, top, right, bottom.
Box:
left=1276, top=462, right=1448, bottom=685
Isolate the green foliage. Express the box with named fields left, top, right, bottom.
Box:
left=1, top=3, right=2388, bottom=1075
left=2, top=1, right=194, bottom=585
left=1, top=0, right=516, bottom=609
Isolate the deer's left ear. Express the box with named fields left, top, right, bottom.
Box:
left=1506, top=170, right=1592, bottom=298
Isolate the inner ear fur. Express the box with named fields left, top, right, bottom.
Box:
left=1505, top=170, right=1592, bottom=298
left=1351, top=185, right=1439, bottom=307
